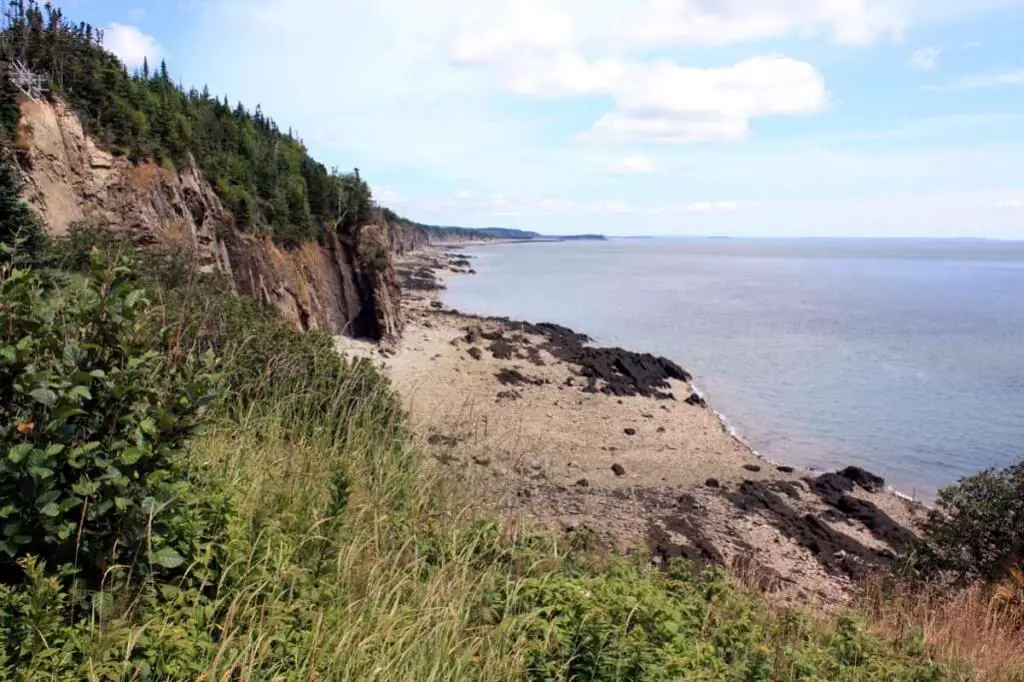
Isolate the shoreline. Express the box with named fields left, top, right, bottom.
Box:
left=439, top=241, right=926, bottom=505
left=342, top=247, right=927, bottom=606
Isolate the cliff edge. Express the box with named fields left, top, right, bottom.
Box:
left=16, top=97, right=424, bottom=340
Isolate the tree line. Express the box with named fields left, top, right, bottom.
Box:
left=1, top=0, right=374, bottom=248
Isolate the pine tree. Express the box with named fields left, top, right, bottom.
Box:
left=142, top=56, right=149, bottom=80
left=0, top=159, right=44, bottom=258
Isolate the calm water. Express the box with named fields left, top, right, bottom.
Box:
left=443, top=238, right=1024, bottom=497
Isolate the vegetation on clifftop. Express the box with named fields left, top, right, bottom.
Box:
left=1, top=0, right=373, bottom=247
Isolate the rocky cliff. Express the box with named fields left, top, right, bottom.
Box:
left=387, top=217, right=431, bottom=256
left=16, top=97, right=409, bottom=340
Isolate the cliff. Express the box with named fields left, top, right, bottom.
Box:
left=15, top=97, right=407, bottom=340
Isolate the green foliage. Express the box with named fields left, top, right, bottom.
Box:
left=911, top=461, right=1024, bottom=587
left=516, top=561, right=944, bottom=681
left=0, top=67, right=20, bottom=142
left=1, top=1, right=375, bottom=246
left=0, top=244, right=227, bottom=586
left=0, top=159, right=44, bottom=261
left=0, top=232, right=962, bottom=678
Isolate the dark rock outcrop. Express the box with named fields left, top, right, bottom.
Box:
left=685, top=393, right=708, bottom=408
left=726, top=481, right=899, bottom=580
left=440, top=317, right=694, bottom=400
left=495, top=368, right=545, bottom=387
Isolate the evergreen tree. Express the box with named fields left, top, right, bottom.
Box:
left=0, top=0, right=382, bottom=247
left=0, top=158, right=44, bottom=258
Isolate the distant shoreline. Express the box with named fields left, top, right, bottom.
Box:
left=430, top=235, right=606, bottom=247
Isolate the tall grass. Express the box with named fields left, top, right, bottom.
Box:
left=182, top=357, right=546, bottom=681
left=857, top=576, right=1024, bottom=682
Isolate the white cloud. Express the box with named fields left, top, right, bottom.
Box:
left=645, top=201, right=739, bottom=214
left=609, top=156, right=660, bottom=174
left=626, top=0, right=907, bottom=48
left=447, top=2, right=830, bottom=144
left=583, top=199, right=631, bottom=213
left=375, top=187, right=398, bottom=202
left=686, top=201, right=738, bottom=212
left=457, top=44, right=828, bottom=143
left=587, top=113, right=749, bottom=143
left=104, top=23, right=162, bottom=69
left=931, top=70, right=1024, bottom=90
left=449, top=1, right=575, bottom=64
left=910, top=47, right=941, bottom=71
left=994, top=198, right=1023, bottom=209
left=455, top=190, right=474, bottom=200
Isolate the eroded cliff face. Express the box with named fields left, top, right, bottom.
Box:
left=16, top=97, right=408, bottom=340
left=387, top=218, right=431, bottom=256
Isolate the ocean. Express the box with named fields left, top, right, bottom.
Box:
left=442, top=238, right=1024, bottom=498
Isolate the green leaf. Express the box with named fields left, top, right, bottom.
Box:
left=125, top=289, right=147, bottom=310
left=139, top=418, right=157, bottom=436
left=45, top=443, right=66, bottom=457
left=73, top=442, right=102, bottom=455
left=8, top=443, right=32, bottom=463
left=28, top=467, right=53, bottom=480
left=159, top=584, right=182, bottom=600
left=29, top=388, right=58, bottom=407
left=0, top=346, right=15, bottom=363
left=120, top=447, right=143, bottom=466
left=68, top=385, right=92, bottom=401
left=50, top=405, right=86, bottom=423
left=151, top=547, right=184, bottom=569
left=92, top=591, right=114, bottom=616
left=40, top=503, right=60, bottom=518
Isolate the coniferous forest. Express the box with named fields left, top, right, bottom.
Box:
left=1, top=0, right=373, bottom=248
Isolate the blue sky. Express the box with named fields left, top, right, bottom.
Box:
left=53, top=0, right=1024, bottom=237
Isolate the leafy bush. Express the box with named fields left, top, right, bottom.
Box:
left=911, top=461, right=1024, bottom=587
left=0, top=245, right=228, bottom=586
left=47, top=225, right=405, bottom=448
left=516, top=561, right=944, bottom=681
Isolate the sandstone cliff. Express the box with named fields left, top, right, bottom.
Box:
left=15, top=97, right=413, bottom=340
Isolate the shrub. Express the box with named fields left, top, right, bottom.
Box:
left=46, top=225, right=402, bottom=445
left=515, top=560, right=944, bottom=681
left=911, top=461, right=1024, bottom=587
left=0, top=245, right=228, bottom=587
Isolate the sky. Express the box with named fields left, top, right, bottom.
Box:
left=51, top=0, right=1024, bottom=238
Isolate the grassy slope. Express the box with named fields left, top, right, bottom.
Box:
left=2, top=233, right=972, bottom=680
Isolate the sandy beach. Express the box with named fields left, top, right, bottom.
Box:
left=337, top=247, right=925, bottom=606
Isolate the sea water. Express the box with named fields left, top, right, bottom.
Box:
left=442, top=238, right=1024, bottom=497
